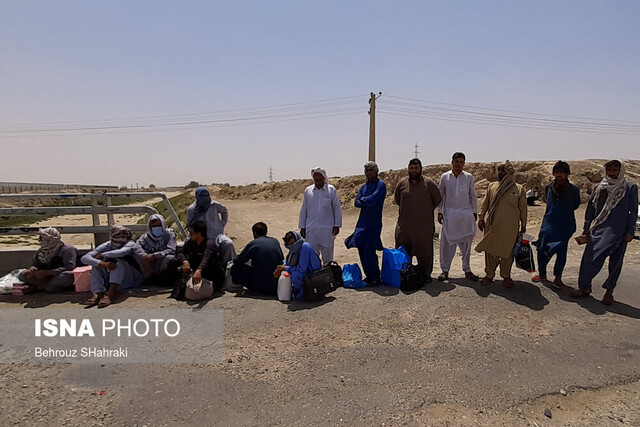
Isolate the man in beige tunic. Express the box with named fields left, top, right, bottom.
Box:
left=475, top=160, right=527, bottom=288
left=394, top=158, right=442, bottom=282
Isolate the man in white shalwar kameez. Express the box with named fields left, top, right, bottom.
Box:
left=437, top=152, right=480, bottom=281
left=299, top=167, right=343, bottom=264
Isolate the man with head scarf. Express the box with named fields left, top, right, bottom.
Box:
left=186, top=186, right=236, bottom=264
left=532, top=161, right=581, bottom=289
left=81, top=225, right=144, bottom=307
left=437, top=152, right=480, bottom=282
left=345, top=161, right=387, bottom=285
left=134, top=214, right=179, bottom=286
left=475, top=160, right=527, bottom=288
left=18, top=227, right=77, bottom=294
left=299, top=167, right=343, bottom=264
left=274, top=231, right=322, bottom=300
left=394, top=158, right=442, bottom=282
left=572, top=160, right=638, bottom=305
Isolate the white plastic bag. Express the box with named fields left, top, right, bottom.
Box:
left=0, top=269, right=26, bottom=294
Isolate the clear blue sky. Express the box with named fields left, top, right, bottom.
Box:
left=1, top=1, right=639, bottom=187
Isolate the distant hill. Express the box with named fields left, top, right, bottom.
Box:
left=209, top=159, right=640, bottom=204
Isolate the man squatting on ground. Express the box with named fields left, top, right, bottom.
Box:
left=275, top=231, right=322, bottom=300
left=299, top=167, right=343, bottom=265
left=345, top=161, right=387, bottom=286
left=231, top=221, right=284, bottom=296
left=173, top=220, right=226, bottom=299
left=572, top=159, right=638, bottom=305
left=437, top=152, right=479, bottom=282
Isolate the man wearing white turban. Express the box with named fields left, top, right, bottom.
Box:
left=299, top=167, right=343, bottom=264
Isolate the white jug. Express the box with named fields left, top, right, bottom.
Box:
left=277, top=272, right=292, bottom=301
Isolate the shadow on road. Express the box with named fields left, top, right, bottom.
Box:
left=542, top=282, right=640, bottom=318
left=354, top=284, right=400, bottom=297
left=287, top=296, right=336, bottom=311
left=0, top=291, right=88, bottom=308
left=422, top=280, right=456, bottom=297
left=454, top=279, right=550, bottom=310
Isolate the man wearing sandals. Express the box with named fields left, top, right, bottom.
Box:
left=572, top=160, right=638, bottom=305
left=82, top=225, right=144, bottom=308
left=532, top=161, right=581, bottom=289
left=475, top=160, right=527, bottom=288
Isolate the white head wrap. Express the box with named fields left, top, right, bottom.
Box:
left=590, top=160, right=628, bottom=231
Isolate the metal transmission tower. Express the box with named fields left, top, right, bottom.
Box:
left=368, top=92, right=382, bottom=162
left=268, top=167, right=273, bottom=183
left=413, top=143, right=420, bottom=159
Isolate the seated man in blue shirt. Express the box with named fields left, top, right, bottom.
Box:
left=231, top=222, right=284, bottom=296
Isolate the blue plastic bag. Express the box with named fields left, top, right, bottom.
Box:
left=381, top=246, right=410, bottom=288
left=342, top=263, right=367, bottom=289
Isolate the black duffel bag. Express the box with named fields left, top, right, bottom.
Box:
left=303, top=261, right=342, bottom=302
left=400, top=263, right=426, bottom=292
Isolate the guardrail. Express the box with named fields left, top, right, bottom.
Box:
left=0, top=192, right=186, bottom=245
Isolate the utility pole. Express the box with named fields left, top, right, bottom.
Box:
left=368, top=91, right=382, bottom=162
left=268, top=167, right=273, bottom=183
left=413, top=143, right=420, bottom=159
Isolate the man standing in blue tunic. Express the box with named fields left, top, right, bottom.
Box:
left=532, top=161, right=581, bottom=289
left=572, top=160, right=638, bottom=305
left=345, top=161, right=387, bottom=286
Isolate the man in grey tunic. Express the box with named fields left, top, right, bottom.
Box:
left=187, top=186, right=236, bottom=264
left=572, top=160, right=638, bottom=305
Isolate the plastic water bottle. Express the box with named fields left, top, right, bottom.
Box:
left=277, top=272, right=292, bottom=301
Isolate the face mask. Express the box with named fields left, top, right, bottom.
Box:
left=196, top=196, right=211, bottom=208
left=111, top=240, right=124, bottom=249
left=150, top=226, right=164, bottom=238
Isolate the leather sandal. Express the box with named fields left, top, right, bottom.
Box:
left=85, top=293, right=102, bottom=306
left=98, top=295, right=112, bottom=308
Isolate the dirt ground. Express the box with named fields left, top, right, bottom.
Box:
left=1, top=195, right=639, bottom=426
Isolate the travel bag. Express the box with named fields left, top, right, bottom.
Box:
left=303, top=261, right=342, bottom=302
left=399, top=263, right=426, bottom=292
